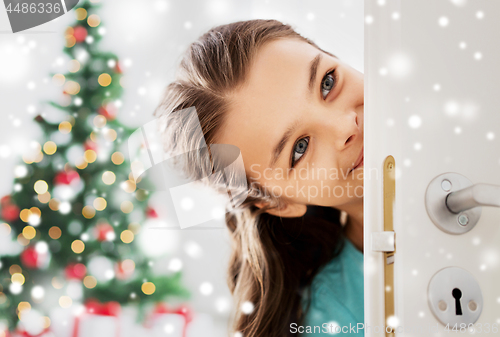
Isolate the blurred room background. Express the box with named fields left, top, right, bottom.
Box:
left=0, top=0, right=363, bottom=336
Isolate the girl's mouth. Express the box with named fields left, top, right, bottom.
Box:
left=349, top=148, right=364, bottom=173
left=354, top=156, right=364, bottom=170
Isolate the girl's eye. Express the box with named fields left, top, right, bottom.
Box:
left=321, top=69, right=337, bottom=100
left=291, top=137, right=309, bottom=168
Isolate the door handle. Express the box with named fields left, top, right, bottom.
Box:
left=446, top=183, right=500, bottom=213
left=424, top=173, right=497, bottom=235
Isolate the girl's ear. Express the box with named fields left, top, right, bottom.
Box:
left=254, top=201, right=307, bottom=218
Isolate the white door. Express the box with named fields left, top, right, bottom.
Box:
left=365, top=0, right=500, bottom=336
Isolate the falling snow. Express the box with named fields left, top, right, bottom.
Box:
left=438, top=16, right=449, bottom=27
left=199, top=282, right=214, bottom=296
left=241, top=301, right=254, bottom=314
left=408, top=115, right=422, bottom=129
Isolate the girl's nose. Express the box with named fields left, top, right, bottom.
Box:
left=329, top=110, right=359, bottom=152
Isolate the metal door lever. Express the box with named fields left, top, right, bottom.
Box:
left=424, top=173, right=497, bottom=234
left=446, top=183, right=500, bottom=213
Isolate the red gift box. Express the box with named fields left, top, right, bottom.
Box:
left=72, top=300, right=121, bottom=337
left=144, top=303, right=193, bottom=337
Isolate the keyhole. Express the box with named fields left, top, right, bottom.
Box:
left=452, top=288, right=463, bottom=315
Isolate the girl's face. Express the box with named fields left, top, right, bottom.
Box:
left=217, top=38, right=364, bottom=217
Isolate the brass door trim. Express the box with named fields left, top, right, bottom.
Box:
left=383, top=155, right=396, bottom=336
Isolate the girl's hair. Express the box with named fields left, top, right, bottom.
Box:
left=154, top=19, right=346, bottom=337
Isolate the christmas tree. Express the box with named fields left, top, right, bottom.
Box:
left=0, top=0, right=189, bottom=334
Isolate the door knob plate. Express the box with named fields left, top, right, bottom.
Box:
left=428, top=266, right=483, bottom=326
left=425, top=173, right=481, bottom=234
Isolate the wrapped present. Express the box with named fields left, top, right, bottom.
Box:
left=13, top=308, right=53, bottom=337
left=72, top=300, right=121, bottom=337
left=144, top=303, right=192, bottom=337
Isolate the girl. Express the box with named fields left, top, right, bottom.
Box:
left=154, top=19, right=364, bottom=337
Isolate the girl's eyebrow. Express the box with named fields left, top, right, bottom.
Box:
left=308, top=53, right=322, bottom=94
left=269, top=53, right=322, bottom=168
left=269, top=118, right=301, bottom=168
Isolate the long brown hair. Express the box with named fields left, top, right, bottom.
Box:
left=154, top=19, right=346, bottom=337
